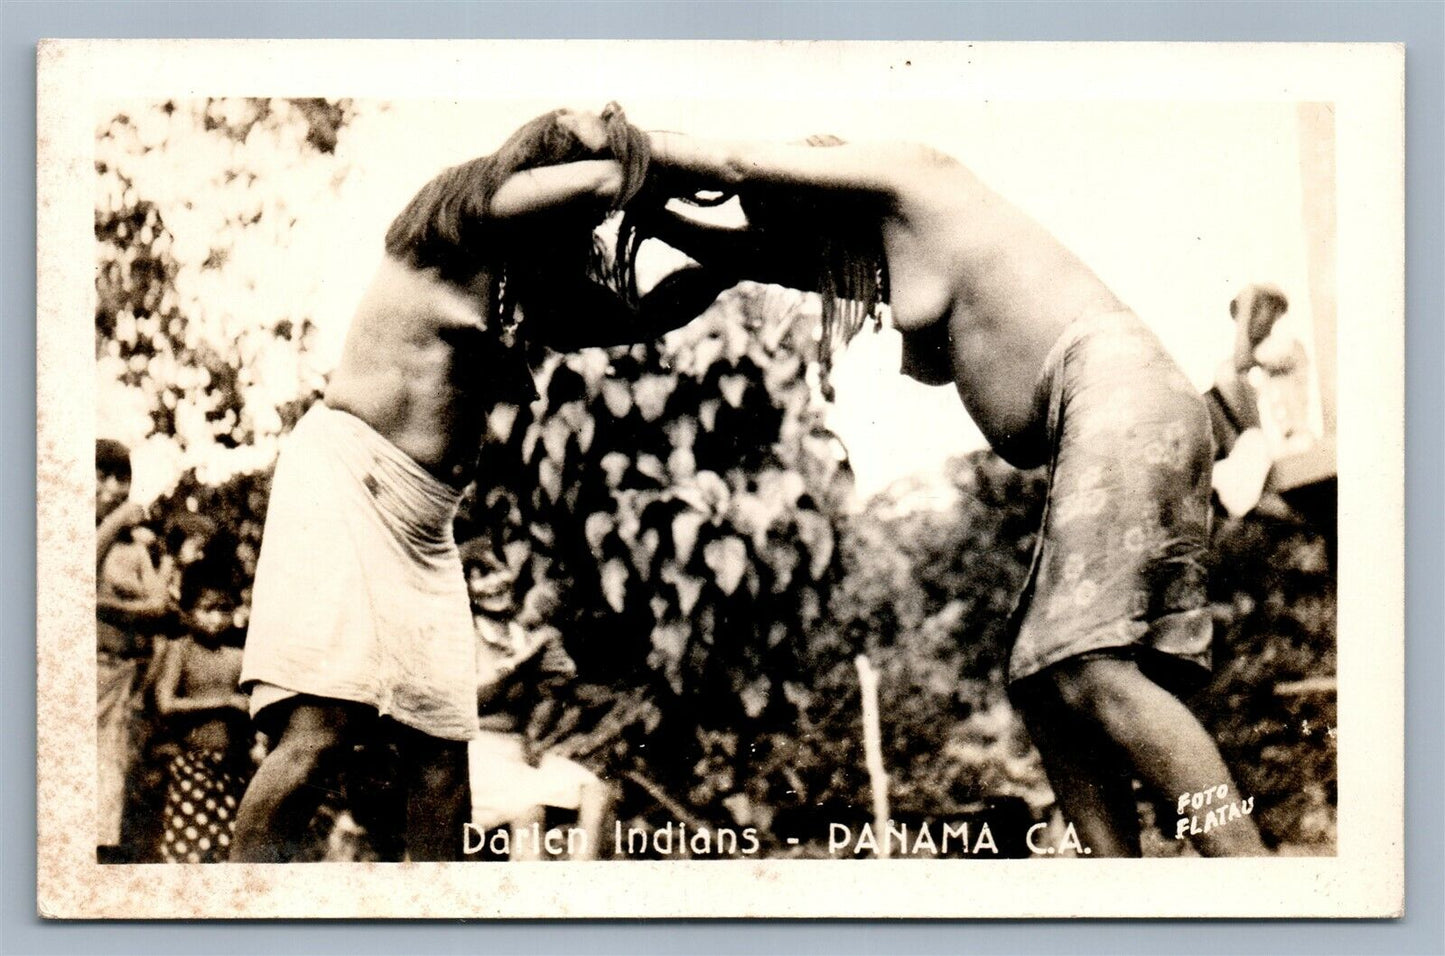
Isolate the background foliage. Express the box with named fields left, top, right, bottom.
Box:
left=95, top=98, right=342, bottom=482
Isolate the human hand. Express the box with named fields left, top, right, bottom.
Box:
left=1253, top=331, right=1302, bottom=373
left=110, top=500, right=150, bottom=528
left=1213, top=428, right=1272, bottom=518
left=554, top=108, right=612, bottom=155
left=646, top=205, right=821, bottom=294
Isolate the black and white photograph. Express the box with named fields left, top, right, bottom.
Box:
left=37, top=39, right=1403, bottom=918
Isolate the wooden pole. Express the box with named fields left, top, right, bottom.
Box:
left=855, top=654, right=891, bottom=859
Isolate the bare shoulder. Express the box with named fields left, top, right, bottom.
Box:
left=360, top=255, right=488, bottom=333
left=872, top=142, right=973, bottom=203
left=788, top=138, right=963, bottom=197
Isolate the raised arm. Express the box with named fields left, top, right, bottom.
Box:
left=344, top=157, right=635, bottom=355
left=521, top=263, right=742, bottom=351
left=384, top=104, right=651, bottom=280
left=96, top=542, right=172, bottom=631
left=648, top=130, right=954, bottom=198
left=631, top=208, right=822, bottom=294
left=385, top=157, right=629, bottom=283
left=632, top=131, right=925, bottom=297
left=487, top=160, right=626, bottom=220
left=96, top=501, right=146, bottom=571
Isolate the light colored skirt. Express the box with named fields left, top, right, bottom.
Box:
left=241, top=403, right=478, bottom=741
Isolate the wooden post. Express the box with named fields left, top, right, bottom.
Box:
left=855, top=654, right=891, bottom=859
left=1272, top=101, right=1338, bottom=491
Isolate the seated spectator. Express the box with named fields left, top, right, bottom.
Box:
left=468, top=560, right=613, bottom=860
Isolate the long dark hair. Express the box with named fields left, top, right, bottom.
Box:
left=618, top=175, right=889, bottom=400
left=383, top=103, right=652, bottom=335
left=806, top=201, right=890, bottom=400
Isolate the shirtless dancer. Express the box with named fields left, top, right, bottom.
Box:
left=633, top=128, right=1265, bottom=856
left=230, top=107, right=726, bottom=862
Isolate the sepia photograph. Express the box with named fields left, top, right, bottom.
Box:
left=36, top=39, right=1403, bottom=918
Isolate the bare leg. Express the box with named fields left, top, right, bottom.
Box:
left=345, top=739, right=407, bottom=862
left=229, top=700, right=363, bottom=862
left=1015, top=690, right=1142, bottom=857
left=399, top=727, right=470, bottom=862
left=508, top=808, right=547, bottom=862
left=1043, top=656, right=1265, bottom=856
left=571, top=779, right=614, bottom=861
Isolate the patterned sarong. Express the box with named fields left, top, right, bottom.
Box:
left=160, top=749, right=245, bottom=864
left=1009, top=311, right=1214, bottom=690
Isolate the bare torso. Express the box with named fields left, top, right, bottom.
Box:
left=327, top=134, right=1124, bottom=478
left=323, top=152, right=633, bottom=486
left=880, top=160, right=1123, bottom=466
left=175, top=640, right=246, bottom=753
left=647, top=133, right=1125, bottom=467
left=324, top=257, right=498, bottom=486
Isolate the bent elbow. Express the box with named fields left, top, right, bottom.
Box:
left=591, top=162, right=626, bottom=204
left=718, top=151, right=753, bottom=187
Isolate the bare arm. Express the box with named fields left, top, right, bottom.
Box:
left=635, top=132, right=913, bottom=295
left=523, top=263, right=742, bottom=350
left=360, top=159, right=625, bottom=325
left=648, top=131, right=954, bottom=197
left=96, top=502, right=145, bottom=572
left=96, top=544, right=171, bottom=629
left=634, top=208, right=824, bottom=294
left=384, top=152, right=629, bottom=288
left=487, top=159, right=625, bottom=219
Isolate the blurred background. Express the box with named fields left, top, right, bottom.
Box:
left=94, top=97, right=1337, bottom=859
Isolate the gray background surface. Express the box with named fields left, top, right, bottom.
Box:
left=4, top=2, right=1440, bottom=953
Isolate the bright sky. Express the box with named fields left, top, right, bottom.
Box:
left=297, top=98, right=1321, bottom=504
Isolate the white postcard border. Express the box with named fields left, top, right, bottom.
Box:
left=36, top=39, right=1404, bottom=919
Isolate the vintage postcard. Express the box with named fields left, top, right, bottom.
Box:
left=37, top=40, right=1403, bottom=918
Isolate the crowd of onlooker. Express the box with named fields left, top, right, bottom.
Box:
left=96, top=438, right=609, bottom=863
left=95, top=438, right=253, bottom=863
